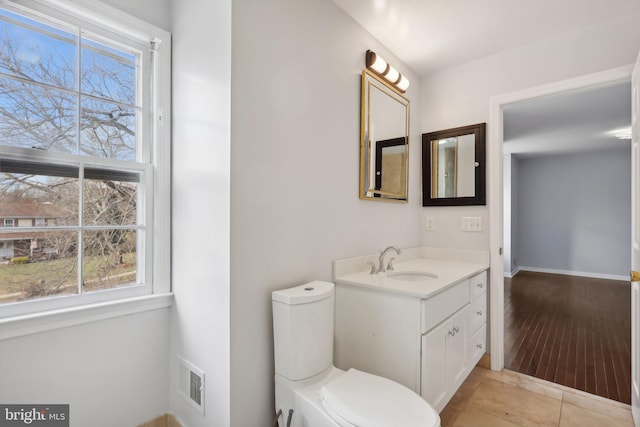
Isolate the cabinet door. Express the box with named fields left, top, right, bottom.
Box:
left=421, top=320, right=448, bottom=410
left=421, top=306, right=469, bottom=412
left=446, top=306, right=468, bottom=392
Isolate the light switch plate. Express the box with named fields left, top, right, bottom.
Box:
left=461, top=217, right=482, bottom=232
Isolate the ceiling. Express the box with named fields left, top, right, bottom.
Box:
left=333, top=0, right=640, bottom=76
left=334, top=0, right=635, bottom=157
left=503, top=81, right=631, bottom=157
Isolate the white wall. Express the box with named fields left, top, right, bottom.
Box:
left=170, top=0, right=232, bottom=426
left=515, top=148, right=631, bottom=278
left=0, top=310, right=170, bottom=427
left=0, top=2, right=172, bottom=426
left=420, top=10, right=640, bottom=250
left=230, top=0, right=421, bottom=425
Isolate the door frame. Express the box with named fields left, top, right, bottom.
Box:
left=488, top=64, right=633, bottom=371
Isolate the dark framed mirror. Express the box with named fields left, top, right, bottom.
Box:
left=374, top=137, right=406, bottom=198
left=422, top=123, right=486, bottom=206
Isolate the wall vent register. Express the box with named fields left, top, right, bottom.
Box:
left=178, top=357, right=205, bottom=415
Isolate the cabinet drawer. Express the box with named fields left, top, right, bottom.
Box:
left=422, top=280, right=469, bottom=333
left=468, top=324, right=486, bottom=368
left=468, top=296, right=486, bottom=334
left=470, top=271, right=487, bottom=300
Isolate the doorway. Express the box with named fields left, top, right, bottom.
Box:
left=488, top=66, right=634, bottom=396
left=500, top=81, right=632, bottom=402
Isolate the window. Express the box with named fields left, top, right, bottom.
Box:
left=0, top=0, right=170, bottom=317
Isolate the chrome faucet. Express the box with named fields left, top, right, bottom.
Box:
left=377, top=246, right=401, bottom=273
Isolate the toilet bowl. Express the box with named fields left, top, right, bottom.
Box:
left=273, top=281, right=440, bottom=427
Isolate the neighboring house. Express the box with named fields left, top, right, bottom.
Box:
left=0, top=199, right=65, bottom=261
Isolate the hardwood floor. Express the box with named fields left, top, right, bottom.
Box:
left=504, top=271, right=631, bottom=404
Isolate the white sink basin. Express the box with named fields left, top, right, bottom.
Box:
left=387, top=271, right=438, bottom=281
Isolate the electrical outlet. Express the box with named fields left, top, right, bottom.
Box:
left=425, top=216, right=435, bottom=231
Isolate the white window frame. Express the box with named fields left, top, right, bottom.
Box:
left=0, top=0, right=171, bottom=332
left=3, top=219, right=14, bottom=228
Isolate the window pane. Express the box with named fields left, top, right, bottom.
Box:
left=0, top=168, right=79, bottom=226
left=84, top=173, right=139, bottom=226
left=0, top=79, right=77, bottom=152
left=0, top=8, right=77, bottom=91
left=0, top=230, right=78, bottom=303
left=83, top=229, right=137, bottom=292
left=0, top=1, right=156, bottom=309
left=81, top=97, right=136, bottom=160
left=81, top=38, right=136, bottom=106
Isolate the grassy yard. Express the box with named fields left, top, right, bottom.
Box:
left=0, top=252, right=136, bottom=302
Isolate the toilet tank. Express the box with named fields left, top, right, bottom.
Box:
left=272, top=281, right=334, bottom=381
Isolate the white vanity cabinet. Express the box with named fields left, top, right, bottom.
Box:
left=420, top=270, right=488, bottom=411
left=334, top=268, right=488, bottom=413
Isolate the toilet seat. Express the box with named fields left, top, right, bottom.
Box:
left=319, top=368, right=440, bottom=427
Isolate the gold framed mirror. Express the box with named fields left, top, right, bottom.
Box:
left=359, top=69, right=410, bottom=202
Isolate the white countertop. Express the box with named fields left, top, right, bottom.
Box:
left=335, top=258, right=488, bottom=299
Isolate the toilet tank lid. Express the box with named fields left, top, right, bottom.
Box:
left=272, top=281, right=334, bottom=305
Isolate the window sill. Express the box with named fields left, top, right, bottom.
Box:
left=0, top=293, right=173, bottom=341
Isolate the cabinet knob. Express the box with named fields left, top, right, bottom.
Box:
left=477, top=283, right=483, bottom=288
left=477, top=310, right=483, bottom=316
left=477, top=344, right=483, bottom=349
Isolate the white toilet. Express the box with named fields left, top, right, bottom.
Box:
left=272, top=281, right=440, bottom=427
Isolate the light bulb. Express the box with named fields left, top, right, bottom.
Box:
left=396, top=75, right=410, bottom=92
left=369, top=53, right=387, bottom=74
left=385, top=65, right=399, bottom=83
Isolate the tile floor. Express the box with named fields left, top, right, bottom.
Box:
left=137, top=413, right=182, bottom=427
left=440, top=366, right=634, bottom=427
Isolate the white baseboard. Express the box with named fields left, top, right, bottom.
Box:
left=503, top=266, right=521, bottom=278
left=512, top=266, right=628, bottom=282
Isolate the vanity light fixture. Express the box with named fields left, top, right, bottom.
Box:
left=366, top=49, right=410, bottom=93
